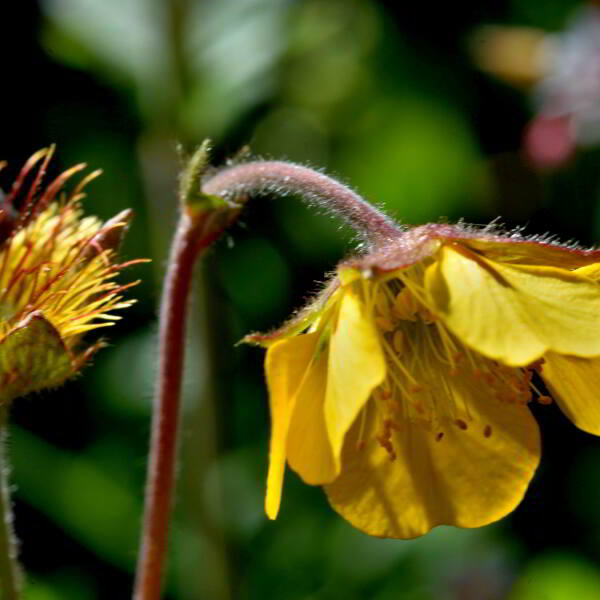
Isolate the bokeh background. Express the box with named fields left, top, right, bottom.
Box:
left=3, top=1, right=600, bottom=598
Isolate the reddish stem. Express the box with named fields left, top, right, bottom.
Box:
left=202, top=161, right=402, bottom=246
left=132, top=213, right=221, bottom=600
left=133, top=159, right=398, bottom=599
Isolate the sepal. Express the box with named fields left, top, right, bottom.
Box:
left=0, top=312, right=73, bottom=405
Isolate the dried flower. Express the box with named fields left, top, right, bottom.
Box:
left=0, top=147, right=145, bottom=404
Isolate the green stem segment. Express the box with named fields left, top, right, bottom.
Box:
left=0, top=405, right=22, bottom=600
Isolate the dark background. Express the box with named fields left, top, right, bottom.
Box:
left=3, top=1, right=600, bottom=599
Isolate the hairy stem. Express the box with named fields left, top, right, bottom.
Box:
left=133, top=213, right=223, bottom=600
left=0, top=405, right=22, bottom=600
left=134, top=157, right=397, bottom=599
left=202, top=161, right=402, bottom=246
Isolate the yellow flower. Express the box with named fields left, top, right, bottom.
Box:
left=246, top=223, right=600, bottom=538
left=0, top=148, right=145, bottom=405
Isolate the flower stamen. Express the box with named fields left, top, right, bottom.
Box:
left=358, top=269, right=548, bottom=460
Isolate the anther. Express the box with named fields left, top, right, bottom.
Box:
left=375, top=317, right=395, bottom=332
left=388, top=400, right=400, bottom=412
left=393, top=330, right=404, bottom=355
left=538, top=395, right=553, bottom=405
left=393, top=288, right=416, bottom=321
left=384, top=418, right=401, bottom=431
left=419, top=307, right=437, bottom=324
left=377, top=430, right=391, bottom=444
left=483, top=424, right=492, bottom=438
left=376, top=434, right=396, bottom=462
left=455, top=419, right=468, bottom=430
left=375, top=291, right=389, bottom=316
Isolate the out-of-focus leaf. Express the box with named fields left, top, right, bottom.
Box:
left=337, top=96, right=482, bottom=224
left=41, top=0, right=171, bottom=117
left=87, top=326, right=155, bottom=417
left=216, top=237, right=291, bottom=327
left=25, top=571, right=96, bottom=600
left=181, top=0, right=288, bottom=137
left=24, top=579, right=64, bottom=600
left=11, top=426, right=140, bottom=569
left=41, top=0, right=288, bottom=130
left=203, top=447, right=265, bottom=541
left=325, top=520, right=411, bottom=582
left=508, top=553, right=600, bottom=600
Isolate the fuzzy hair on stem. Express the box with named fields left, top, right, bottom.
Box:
left=202, top=160, right=403, bottom=248
left=134, top=155, right=401, bottom=600
left=0, top=406, right=22, bottom=600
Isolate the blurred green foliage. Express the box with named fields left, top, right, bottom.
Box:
left=2, top=0, right=600, bottom=599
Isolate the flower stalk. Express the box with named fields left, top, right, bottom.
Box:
left=133, top=153, right=396, bottom=599
left=134, top=147, right=600, bottom=593
left=202, top=160, right=402, bottom=247
left=245, top=211, right=600, bottom=538
left=132, top=215, right=202, bottom=600
left=0, top=405, right=21, bottom=600
left=133, top=144, right=244, bottom=600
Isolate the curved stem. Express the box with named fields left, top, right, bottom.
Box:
left=202, top=161, right=402, bottom=246
left=133, top=214, right=222, bottom=600
left=133, top=157, right=399, bottom=599
left=0, top=405, right=22, bottom=600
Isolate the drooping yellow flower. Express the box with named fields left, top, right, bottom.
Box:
left=0, top=147, right=145, bottom=405
left=246, top=223, right=600, bottom=538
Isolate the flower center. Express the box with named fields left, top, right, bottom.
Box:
left=355, top=269, right=549, bottom=461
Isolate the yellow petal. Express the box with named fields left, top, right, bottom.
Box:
left=244, top=281, right=341, bottom=347
left=573, top=263, right=600, bottom=282
left=541, top=352, right=600, bottom=435
left=264, top=332, right=323, bottom=518
left=325, top=290, right=386, bottom=471
left=325, top=384, right=540, bottom=538
left=285, top=338, right=337, bottom=486
left=466, top=238, right=600, bottom=269
left=426, top=245, right=600, bottom=366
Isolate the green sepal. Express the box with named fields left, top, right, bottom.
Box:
left=185, top=190, right=237, bottom=219
left=179, top=140, right=212, bottom=209
left=0, top=312, right=73, bottom=405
